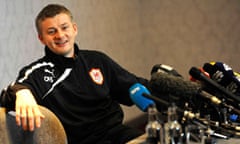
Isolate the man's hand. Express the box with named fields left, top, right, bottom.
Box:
left=15, top=89, right=45, bottom=131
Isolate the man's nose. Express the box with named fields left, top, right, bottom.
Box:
left=55, top=30, right=64, bottom=39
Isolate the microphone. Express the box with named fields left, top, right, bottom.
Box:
left=129, top=82, right=234, bottom=134
left=129, top=83, right=155, bottom=111
left=189, top=67, right=240, bottom=104
left=150, top=64, right=182, bottom=77
left=203, top=62, right=240, bottom=95
left=129, top=83, right=201, bottom=123
left=149, top=72, right=240, bottom=116
left=229, top=114, right=240, bottom=124
left=149, top=72, right=222, bottom=104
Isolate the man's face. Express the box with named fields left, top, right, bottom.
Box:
left=38, top=13, right=78, bottom=58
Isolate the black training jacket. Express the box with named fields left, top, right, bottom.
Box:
left=11, top=44, right=148, bottom=143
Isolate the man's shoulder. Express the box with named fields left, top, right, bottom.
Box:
left=80, top=49, right=105, bottom=56
left=20, top=57, right=54, bottom=72
left=79, top=49, right=110, bottom=60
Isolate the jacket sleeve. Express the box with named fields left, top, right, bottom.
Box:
left=0, top=83, right=28, bottom=111
left=98, top=52, right=150, bottom=106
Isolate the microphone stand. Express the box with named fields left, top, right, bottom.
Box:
left=189, top=67, right=240, bottom=107
left=142, top=93, right=232, bottom=142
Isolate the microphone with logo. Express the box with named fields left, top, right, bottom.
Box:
left=129, top=83, right=164, bottom=144
left=150, top=65, right=224, bottom=122
left=129, top=83, right=189, bottom=144
left=148, top=72, right=240, bottom=138
left=189, top=67, right=240, bottom=109
left=149, top=72, right=212, bottom=111
left=129, top=82, right=196, bottom=119
left=203, top=62, right=240, bottom=123
left=129, top=83, right=204, bottom=143
left=203, top=62, right=240, bottom=96
left=129, top=83, right=155, bottom=112
left=149, top=72, right=240, bottom=123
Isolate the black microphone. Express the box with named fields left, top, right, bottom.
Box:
left=189, top=67, right=240, bottom=104
left=135, top=81, right=234, bottom=134
left=149, top=72, right=240, bottom=115
left=203, top=62, right=240, bottom=95
left=129, top=82, right=197, bottom=119
left=141, top=83, right=221, bottom=130
left=151, top=64, right=182, bottom=77
left=142, top=90, right=197, bottom=120
left=150, top=72, right=220, bottom=103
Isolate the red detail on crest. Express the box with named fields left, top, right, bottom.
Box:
left=89, top=68, right=104, bottom=85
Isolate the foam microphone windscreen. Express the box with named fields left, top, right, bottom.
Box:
left=150, top=72, right=201, bottom=99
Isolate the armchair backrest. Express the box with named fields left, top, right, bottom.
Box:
left=0, top=106, right=67, bottom=144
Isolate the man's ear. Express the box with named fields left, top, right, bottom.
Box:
left=73, top=23, right=78, bottom=35
left=38, top=34, right=45, bottom=45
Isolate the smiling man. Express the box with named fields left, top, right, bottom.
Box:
left=1, top=4, right=149, bottom=144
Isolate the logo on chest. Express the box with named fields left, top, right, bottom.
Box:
left=44, top=69, right=55, bottom=83
left=89, top=68, right=104, bottom=85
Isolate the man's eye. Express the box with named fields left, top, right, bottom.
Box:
left=62, top=26, right=69, bottom=30
left=47, top=30, right=56, bottom=35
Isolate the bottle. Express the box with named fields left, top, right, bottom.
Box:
left=145, top=104, right=164, bottom=144
left=164, top=104, right=183, bottom=144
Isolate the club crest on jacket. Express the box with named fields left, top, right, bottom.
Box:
left=89, top=68, right=104, bottom=85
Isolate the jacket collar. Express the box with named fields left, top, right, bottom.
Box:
left=44, top=43, right=79, bottom=68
